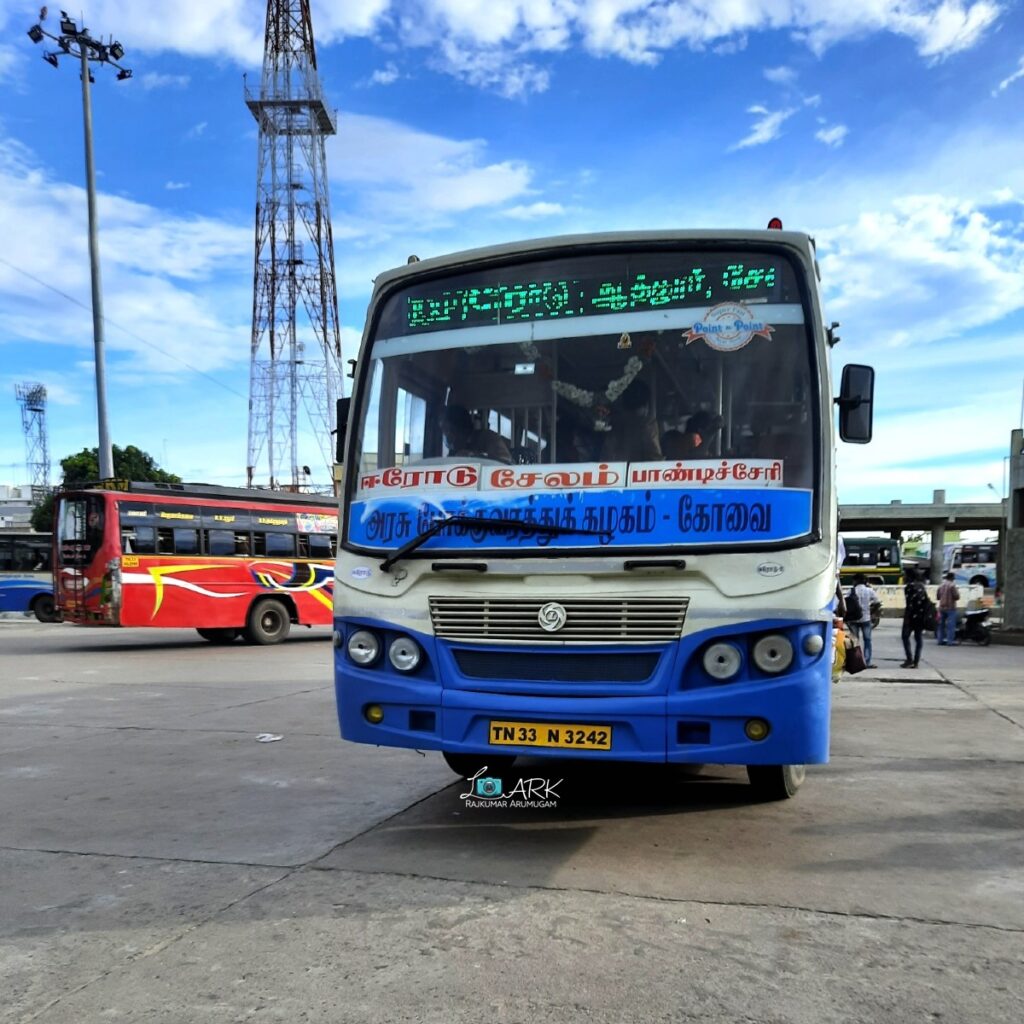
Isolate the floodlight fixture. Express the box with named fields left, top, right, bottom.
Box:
left=109, top=40, right=124, bottom=61
left=116, top=67, right=132, bottom=81
left=43, top=50, right=59, bottom=67
left=28, top=24, right=44, bottom=43
left=59, top=11, right=77, bottom=35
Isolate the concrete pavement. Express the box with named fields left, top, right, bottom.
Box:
left=0, top=618, right=1021, bottom=1023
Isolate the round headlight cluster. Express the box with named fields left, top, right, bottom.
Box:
left=347, top=629, right=380, bottom=666
left=345, top=630, right=423, bottom=673
left=703, top=642, right=742, bottom=682
left=388, top=636, right=422, bottom=673
left=752, top=634, right=794, bottom=674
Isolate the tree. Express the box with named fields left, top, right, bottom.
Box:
left=31, top=445, right=181, bottom=531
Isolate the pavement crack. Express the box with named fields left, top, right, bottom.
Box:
left=307, top=862, right=1024, bottom=935
left=0, top=843, right=298, bottom=871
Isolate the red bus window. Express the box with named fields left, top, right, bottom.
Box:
left=266, top=533, right=296, bottom=557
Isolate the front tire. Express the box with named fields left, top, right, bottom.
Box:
left=746, top=764, right=806, bottom=800
left=31, top=594, right=58, bottom=623
left=443, top=752, right=517, bottom=779
left=244, top=599, right=291, bottom=645
left=196, top=627, right=240, bottom=644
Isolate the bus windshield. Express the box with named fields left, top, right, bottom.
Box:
left=349, top=246, right=818, bottom=555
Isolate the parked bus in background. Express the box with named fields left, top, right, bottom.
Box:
left=944, top=541, right=998, bottom=589
left=839, top=536, right=902, bottom=586
left=53, top=482, right=337, bottom=644
left=0, top=530, right=58, bottom=621
left=331, top=227, right=875, bottom=800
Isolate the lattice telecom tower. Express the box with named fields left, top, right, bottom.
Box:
left=15, top=383, right=50, bottom=503
left=245, top=0, right=342, bottom=490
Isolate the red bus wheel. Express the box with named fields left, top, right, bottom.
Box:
left=196, top=628, right=240, bottom=644
left=244, top=599, right=291, bottom=645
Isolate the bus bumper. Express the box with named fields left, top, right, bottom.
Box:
left=335, top=630, right=830, bottom=766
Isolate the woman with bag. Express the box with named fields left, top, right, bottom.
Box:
left=901, top=567, right=932, bottom=668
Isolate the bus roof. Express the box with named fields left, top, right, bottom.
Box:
left=60, top=481, right=337, bottom=509
left=372, top=228, right=818, bottom=292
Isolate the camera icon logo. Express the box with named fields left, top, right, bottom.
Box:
left=474, top=776, right=503, bottom=799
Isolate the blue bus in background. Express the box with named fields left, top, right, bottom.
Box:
left=0, top=531, right=58, bottom=621
left=331, top=228, right=874, bottom=800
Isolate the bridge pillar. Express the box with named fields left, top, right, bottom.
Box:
left=1003, top=429, right=1024, bottom=630
left=929, top=523, right=946, bottom=583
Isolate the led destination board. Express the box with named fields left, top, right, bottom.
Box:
left=391, top=252, right=795, bottom=335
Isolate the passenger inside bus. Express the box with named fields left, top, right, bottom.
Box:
left=441, top=404, right=513, bottom=463
left=600, top=379, right=662, bottom=462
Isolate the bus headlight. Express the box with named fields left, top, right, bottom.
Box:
left=388, top=636, right=422, bottom=673
left=347, top=630, right=381, bottom=666
left=703, top=642, right=742, bottom=681
left=752, top=634, right=794, bottom=674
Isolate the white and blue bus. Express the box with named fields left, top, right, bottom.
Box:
left=332, top=229, right=874, bottom=799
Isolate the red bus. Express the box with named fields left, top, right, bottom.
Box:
left=54, top=481, right=337, bottom=644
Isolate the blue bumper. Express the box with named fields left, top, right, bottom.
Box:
left=334, top=617, right=832, bottom=765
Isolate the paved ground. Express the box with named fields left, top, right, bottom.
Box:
left=0, top=617, right=1021, bottom=1023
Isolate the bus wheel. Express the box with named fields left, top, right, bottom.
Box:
left=196, top=628, right=240, bottom=644
left=31, top=595, right=58, bottom=623
left=244, top=599, right=291, bottom=645
left=746, top=764, right=805, bottom=800
left=443, top=752, right=517, bottom=779
left=969, top=575, right=989, bottom=588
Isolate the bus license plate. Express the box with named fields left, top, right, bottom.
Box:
left=489, top=720, right=612, bottom=750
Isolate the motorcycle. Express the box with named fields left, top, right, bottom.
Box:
left=956, top=608, right=991, bottom=646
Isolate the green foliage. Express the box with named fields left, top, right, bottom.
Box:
left=60, top=445, right=182, bottom=486
left=30, top=446, right=181, bottom=532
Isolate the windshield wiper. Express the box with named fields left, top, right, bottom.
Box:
left=379, top=514, right=610, bottom=573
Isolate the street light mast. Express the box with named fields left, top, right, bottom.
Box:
left=26, top=8, right=132, bottom=481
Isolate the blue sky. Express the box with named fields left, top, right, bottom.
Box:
left=0, top=0, right=1022, bottom=504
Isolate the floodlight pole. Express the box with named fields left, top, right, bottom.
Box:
left=78, top=42, right=113, bottom=479
left=27, top=14, right=132, bottom=481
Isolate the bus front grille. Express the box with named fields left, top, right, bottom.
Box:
left=429, top=596, right=688, bottom=644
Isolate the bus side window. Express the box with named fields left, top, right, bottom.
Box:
left=134, top=527, right=156, bottom=554
left=174, top=529, right=199, bottom=555
left=0, top=539, right=11, bottom=571
left=952, top=550, right=962, bottom=568
left=121, top=529, right=136, bottom=554
left=234, top=533, right=251, bottom=556
left=297, top=534, right=311, bottom=558
left=207, top=529, right=235, bottom=557
left=309, top=534, right=332, bottom=559
left=266, top=533, right=296, bottom=557
left=253, top=532, right=267, bottom=556
left=330, top=534, right=337, bottom=557
left=157, top=529, right=174, bottom=554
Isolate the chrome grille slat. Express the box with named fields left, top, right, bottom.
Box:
left=429, top=596, right=688, bottom=644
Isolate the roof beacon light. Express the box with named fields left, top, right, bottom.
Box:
left=767, top=217, right=783, bottom=230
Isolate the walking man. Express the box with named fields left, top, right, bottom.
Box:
left=936, top=571, right=960, bottom=646
left=850, top=573, right=879, bottom=668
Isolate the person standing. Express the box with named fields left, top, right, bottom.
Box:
left=936, top=571, right=961, bottom=646
left=901, top=567, right=930, bottom=668
left=850, top=573, right=879, bottom=668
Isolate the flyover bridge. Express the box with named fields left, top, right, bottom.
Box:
left=839, top=489, right=1005, bottom=584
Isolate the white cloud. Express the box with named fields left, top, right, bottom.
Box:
left=818, top=193, right=1024, bottom=348
left=368, top=62, right=400, bottom=86
left=141, top=72, right=190, bottom=90
left=0, top=1, right=999, bottom=94
left=730, top=106, right=796, bottom=150
left=328, top=112, right=534, bottom=219
left=816, top=123, right=849, bottom=147
left=164, top=181, right=190, bottom=190
left=992, top=54, right=1024, bottom=95
left=502, top=201, right=566, bottom=219
left=0, top=41, right=21, bottom=82
left=764, top=65, right=797, bottom=84
left=185, top=121, right=208, bottom=139
left=0, top=139, right=251, bottom=378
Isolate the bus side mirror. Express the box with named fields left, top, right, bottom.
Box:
left=335, top=397, right=351, bottom=464
left=836, top=364, right=874, bottom=444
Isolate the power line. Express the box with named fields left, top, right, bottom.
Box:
left=0, top=255, right=248, bottom=402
